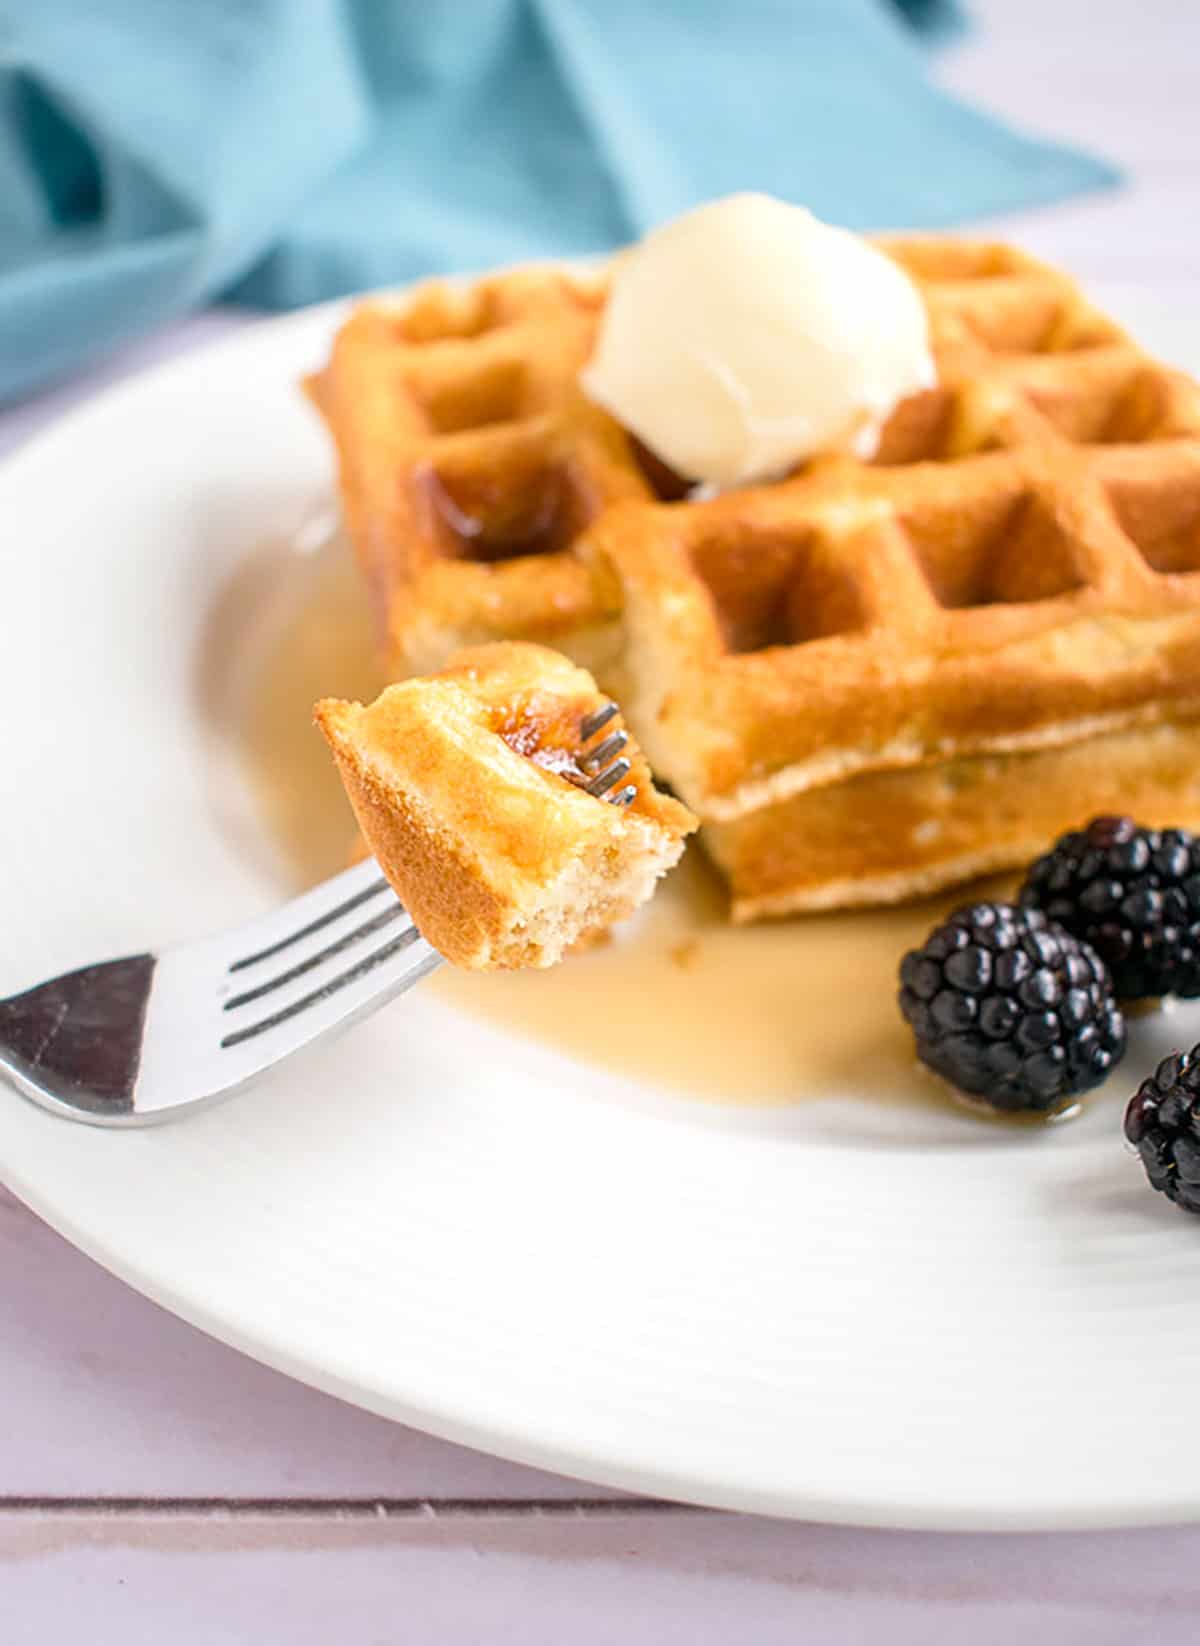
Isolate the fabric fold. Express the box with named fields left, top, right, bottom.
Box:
left=0, top=0, right=1116, bottom=402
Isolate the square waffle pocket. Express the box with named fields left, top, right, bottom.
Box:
left=308, top=267, right=677, bottom=681
left=587, top=241, right=1200, bottom=916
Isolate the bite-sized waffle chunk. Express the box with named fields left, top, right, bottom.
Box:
left=315, top=643, right=696, bottom=969
left=307, top=269, right=667, bottom=679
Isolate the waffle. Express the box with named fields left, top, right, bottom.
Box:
left=313, top=239, right=1200, bottom=917
left=308, top=268, right=675, bottom=679
left=316, top=643, right=695, bottom=968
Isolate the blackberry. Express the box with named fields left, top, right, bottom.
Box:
left=1020, top=816, right=1200, bottom=1000
left=899, top=902, right=1126, bottom=1114
left=1125, top=1045, right=1200, bottom=1214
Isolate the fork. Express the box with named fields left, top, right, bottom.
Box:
left=0, top=705, right=635, bottom=1128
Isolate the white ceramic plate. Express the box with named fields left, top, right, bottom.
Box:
left=4, top=286, right=1200, bottom=1531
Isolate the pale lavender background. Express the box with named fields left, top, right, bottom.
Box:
left=3, top=1, right=1200, bottom=1638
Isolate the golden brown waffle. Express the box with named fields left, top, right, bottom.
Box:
left=314, top=239, right=1200, bottom=916
left=308, top=268, right=672, bottom=679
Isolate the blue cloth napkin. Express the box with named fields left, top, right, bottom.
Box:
left=0, top=0, right=1116, bottom=402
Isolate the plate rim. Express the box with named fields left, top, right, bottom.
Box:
left=4, top=278, right=1200, bottom=1532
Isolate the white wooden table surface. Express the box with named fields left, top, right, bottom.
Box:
left=3, top=2, right=1200, bottom=1638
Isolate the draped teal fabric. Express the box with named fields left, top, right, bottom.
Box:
left=0, top=0, right=1115, bottom=400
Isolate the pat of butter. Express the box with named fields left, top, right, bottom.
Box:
left=582, top=193, right=935, bottom=488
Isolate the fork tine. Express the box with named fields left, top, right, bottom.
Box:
left=580, top=702, right=619, bottom=742
left=224, top=902, right=411, bottom=1011
left=578, top=701, right=639, bottom=808
left=587, top=756, right=632, bottom=798
left=228, top=858, right=395, bottom=973
left=220, top=925, right=425, bottom=1049
left=581, top=729, right=627, bottom=771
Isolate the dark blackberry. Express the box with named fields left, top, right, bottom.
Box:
left=1020, top=816, right=1200, bottom=1000
left=899, top=902, right=1126, bottom=1114
left=1124, top=1045, right=1200, bottom=1214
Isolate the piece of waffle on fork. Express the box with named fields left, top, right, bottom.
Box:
left=585, top=239, right=1200, bottom=917
left=316, top=643, right=696, bottom=969
left=307, top=267, right=678, bottom=681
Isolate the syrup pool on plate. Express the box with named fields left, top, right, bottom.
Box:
left=231, top=526, right=975, bottom=1112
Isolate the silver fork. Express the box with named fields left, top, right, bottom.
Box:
left=0, top=705, right=635, bottom=1128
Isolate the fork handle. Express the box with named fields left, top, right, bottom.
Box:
left=0, top=955, right=155, bottom=1117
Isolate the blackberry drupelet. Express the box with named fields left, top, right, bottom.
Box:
left=1020, top=816, right=1200, bottom=1000
left=899, top=902, right=1125, bottom=1114
left=1125, top=1045, right=1200, bottom=1213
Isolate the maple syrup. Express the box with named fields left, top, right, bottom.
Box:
left=229, top=529, right=968, bottom=1110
